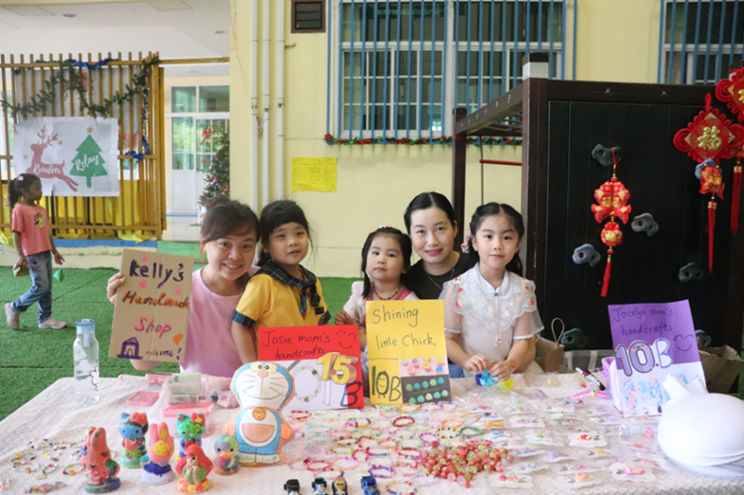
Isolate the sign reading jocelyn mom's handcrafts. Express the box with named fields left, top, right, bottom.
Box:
left=366, top=300, right=450, bottom=405
left=110, top=249, right=193, bottom=363
left=258, top=325, right=364, bottom=410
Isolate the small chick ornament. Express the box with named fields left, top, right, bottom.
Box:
left=175, top=444, right=213, bottom=493
left=224, top=361, right=294, bottom=465
left=212, top=434, right=239, bottom=475
left=81, top=427, right=120, bottom=493
left=141, top=422, right=175, bottom=485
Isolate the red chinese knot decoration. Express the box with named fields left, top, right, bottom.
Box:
left=716, top=67, right=744, bottom=233
left=591, top=147, right=630, bottom=297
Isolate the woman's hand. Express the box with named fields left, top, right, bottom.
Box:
left=334, top=309, right=355, bottom=325
left=107, top=272, right=125, bottom=304
left=489, top=359, right=517, bottom=382
left=463, top=353, right=490, bottom=373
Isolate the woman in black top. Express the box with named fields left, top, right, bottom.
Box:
left=403, top=192, right=474, bottom=299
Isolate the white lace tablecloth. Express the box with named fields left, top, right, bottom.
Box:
left=1, top=374, right=743, bottom=494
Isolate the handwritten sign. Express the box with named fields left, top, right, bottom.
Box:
left=258, top=325, right=363, bottom=410
left=607, top=300, right=705, bottom=416
left=366, top=300, right=451, bottom=405
left=110, top=249, right=193, bottom=363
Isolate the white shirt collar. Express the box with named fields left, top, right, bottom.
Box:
left=474, top=263, right=510, bottom=297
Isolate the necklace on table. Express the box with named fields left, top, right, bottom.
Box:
left=373, top=284, right=402, bottom=300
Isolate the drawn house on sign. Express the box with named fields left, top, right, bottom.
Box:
left=117, top=337, right=142, bottom=359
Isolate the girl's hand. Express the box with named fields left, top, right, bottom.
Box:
left=463, top=353, right=490, bottom=373
left=489, top=359, right=517, bottom=382
left=52, top=250, right=65, bottom=265
left=107, top=272, right=125, bottom=304
left=334, top=309, right=355, bottom=325
left=16, top=255, right=27, bottom=267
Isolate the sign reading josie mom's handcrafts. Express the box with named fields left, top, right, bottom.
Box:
left=110, top=249, right=193, bottom=363
left=366, top=300, right=450, bottom=405
left=607, top=300, right=705, bottom=416
left=258, top=325, right=363, bottom=410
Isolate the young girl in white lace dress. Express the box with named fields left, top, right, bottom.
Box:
left=442, top=203, right=544, bottom=380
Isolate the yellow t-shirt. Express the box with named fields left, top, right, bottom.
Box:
left=233, top=273, right=330, bottom=330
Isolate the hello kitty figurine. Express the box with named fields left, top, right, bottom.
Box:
left=224, top=361, right=294, bottom=465
left=141, top=422, right=176, bottom=485
left=119, top=412, right=148, bottom=468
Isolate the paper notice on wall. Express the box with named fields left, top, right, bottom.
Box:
left=291, top=157, right=337, bottom=191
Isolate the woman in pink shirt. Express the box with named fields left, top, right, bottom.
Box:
left=107, top=196, right=259, bottom=377
left=5, top=173, right=66, bottom=330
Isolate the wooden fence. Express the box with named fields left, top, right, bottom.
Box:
left=0, top=52, right=165, bottom=241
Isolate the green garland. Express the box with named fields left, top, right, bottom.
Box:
left=0, top=55, right=159, bottom=119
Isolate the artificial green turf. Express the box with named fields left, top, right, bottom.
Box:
left=0, top=265, right=355, bottom=420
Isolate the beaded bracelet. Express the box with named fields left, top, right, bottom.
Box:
left=62, top=463, right=84, bottom=476
left=387, top=480, right=417, bottom=494
left=12, top=461, right=40, bottom=473
left=392, top=416, right=415, bottom=427
left=458, top=426, right=487, bottom=437
left=418, top=431, right=439, bottom=445
left=335, top=456, right=359, bottom=472
left=397, top=435, right=424, bottom=450
left=303, top=459, right=334, bottom=473
left=368, top=465, right=393, bottom=479
left=395, top=447, right=421, bottom=460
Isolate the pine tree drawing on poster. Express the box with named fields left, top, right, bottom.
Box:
left=199, top=132, right=230, bottom=205
left=70, top=134, right=108, bottom=187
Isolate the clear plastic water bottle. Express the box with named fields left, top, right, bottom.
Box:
left=73, top=318, right=100, bottom=404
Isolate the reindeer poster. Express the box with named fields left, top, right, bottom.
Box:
left=13, top=117, right=119, bottom=196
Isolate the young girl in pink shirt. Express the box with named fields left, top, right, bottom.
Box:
left=107, top=196, right=260, bottom=377
left=5, top=173, right=66, bottom=330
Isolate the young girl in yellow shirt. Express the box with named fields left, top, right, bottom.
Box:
left=231, top=200, right=330, bottom=363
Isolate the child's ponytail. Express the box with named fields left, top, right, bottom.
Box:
left=7, top=173, right=39, bottom=209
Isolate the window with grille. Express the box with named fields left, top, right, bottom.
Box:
left=659, top=0, right=744, bottom=85
left=329, top=0, right=567, bottom=140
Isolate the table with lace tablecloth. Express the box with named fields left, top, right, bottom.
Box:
left=1, top=374, right=742, bottom=494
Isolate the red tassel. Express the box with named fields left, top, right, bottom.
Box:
left=708, top=200, right=717, bottom=272
left=601, top=249, right=613, bottom=297
left=732, top=165, right=742, bottom=234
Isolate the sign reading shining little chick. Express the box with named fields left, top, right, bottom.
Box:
left=110, top=249, right=193, bottom=363
left=366, top=300, right=451, bottom=405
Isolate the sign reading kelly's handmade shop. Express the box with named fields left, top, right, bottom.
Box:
left=110, top=249, right=193, bottom=363
left=258, top=325, right=364, bottom=410
left=366, top=300, right=450, bottom=405
left=13, top=117, right=119, bottom=196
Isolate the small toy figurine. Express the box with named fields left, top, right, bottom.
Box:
left=80, top=427, right=120, bottom=493
left=212, top=434, right=239, bottom=475
left=174, top=444, right=213, bottom=493
left=360, top=474, right=380, bottom=495
left=284, top=479, right=301, bottom=494
left=141, top=422, right=176, bottom=485
left=175, top=412, right=206, bottom=459
left=119, top=412, right=148, bottom=468
left=331, top=472, right=348, bottom=495
left=224, top=361, right=294, bottom=465
left=312, top=477, right=329, bottom=495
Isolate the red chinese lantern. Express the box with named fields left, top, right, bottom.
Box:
left=591, top=148, right=630, bottom=297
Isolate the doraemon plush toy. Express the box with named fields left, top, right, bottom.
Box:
left=224, top=361, right=294, bottom=465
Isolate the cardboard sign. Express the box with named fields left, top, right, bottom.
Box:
left=607, top=300, right=705, bottom=416
left=366, top=300, right=451, bottom=405
left=110, top=249, right=193, bottom=363
left=258, top=325, right=364, bottom=410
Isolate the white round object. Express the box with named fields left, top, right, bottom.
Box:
left=658, top=392, right=744, bottom=460
left=666, top=454, right=744, bottom=478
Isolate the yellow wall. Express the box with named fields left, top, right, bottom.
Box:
left=230, top=0, right=661, bottom=277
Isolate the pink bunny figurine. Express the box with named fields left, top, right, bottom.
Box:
left=141, top=422, right=176, bottom=485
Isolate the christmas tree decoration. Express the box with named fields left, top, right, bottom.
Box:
left=70, top=134, right=109, bottom=187
left=199, top=132, right=230, bottom=205
left=590, top=147, right=631, bottom=297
